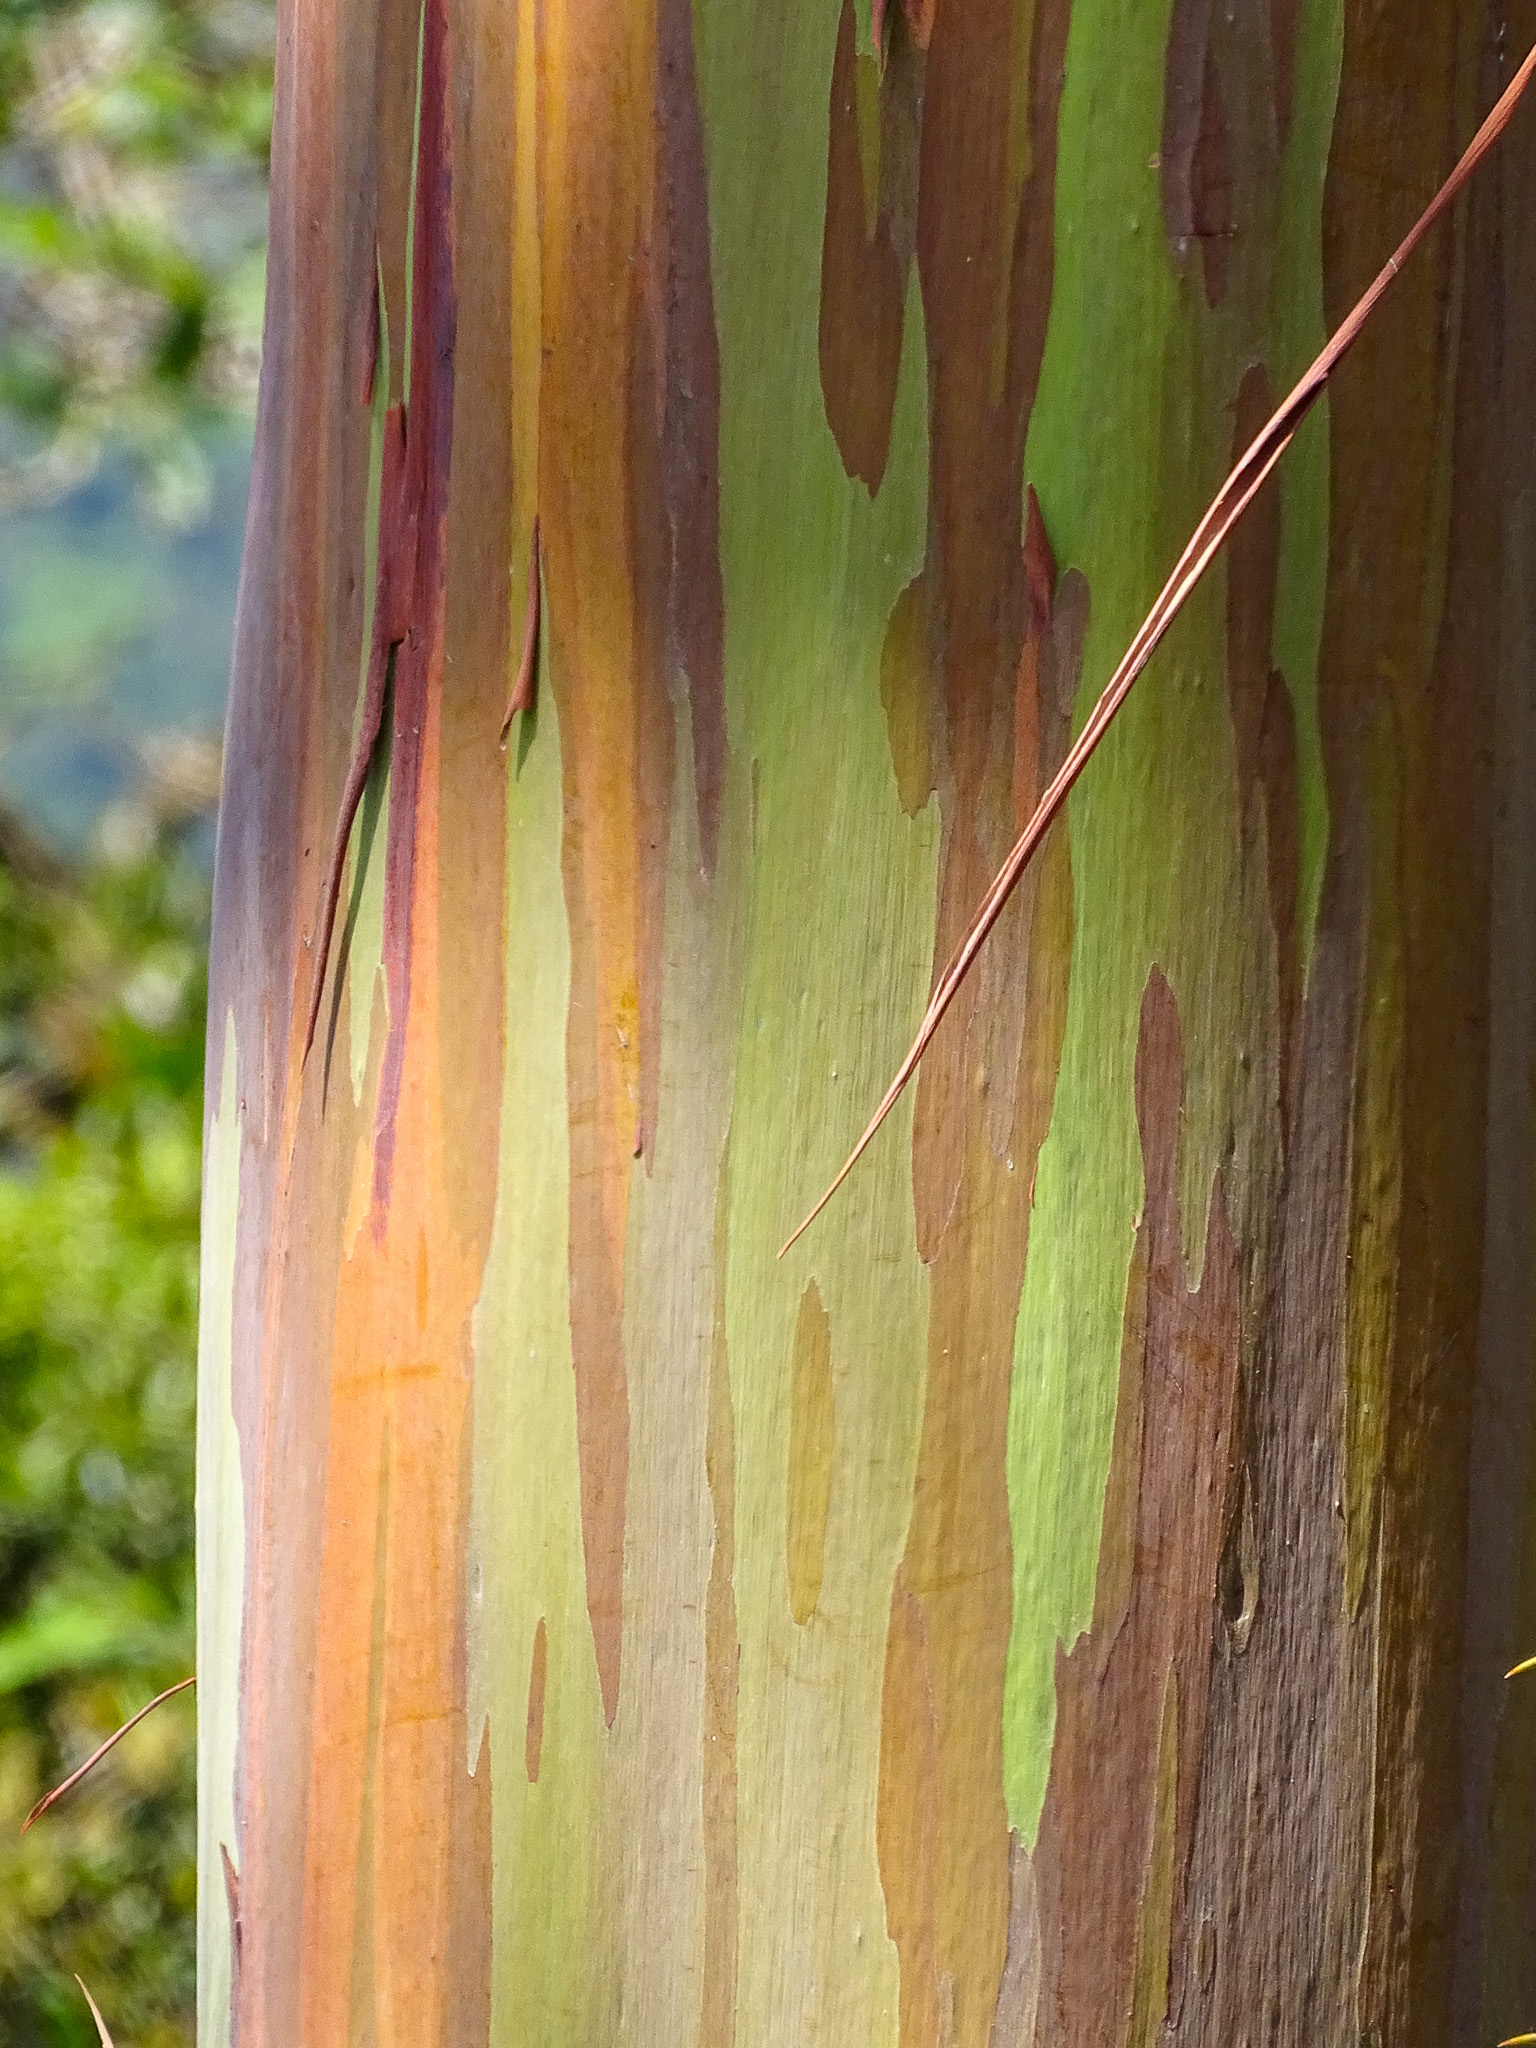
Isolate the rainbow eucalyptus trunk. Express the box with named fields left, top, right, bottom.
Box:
left=197, top=0, right=1536, bottom=2040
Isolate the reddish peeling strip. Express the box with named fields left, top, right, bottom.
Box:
left=524, top=1618, right=548, bottom=1783
left=368, top=0, right=457, bottom=1218
left=500, top=518, right=541, bottom=735
left=871, top=0, right=888, bottom=64
left=296, top=0, right=457, bottom=1208
left=356, top=271, right=381, bottom=408
left=655, top=0, right=727, bottom=875
left=301, top=403, right=407, bottom=1071
left=221, top=1843, right=242, bottom=1999
left=818, top=0, right=910, bottom=495
left=1029, top=970, right=1243, bottom=2044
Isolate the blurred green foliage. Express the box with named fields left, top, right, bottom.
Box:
left=0, top=0, right=272, bottom=521
left=0, top=793, right=209, bottom=2047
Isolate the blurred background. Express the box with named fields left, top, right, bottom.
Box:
left=0, top=0, right=271, bottom=2037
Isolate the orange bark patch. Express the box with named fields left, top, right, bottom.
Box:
left=786, top=1280, right=835, bottom=1626
left=293, top=511, right=488, bottom=2048
left=876, top=1570, right=942, bottom=2048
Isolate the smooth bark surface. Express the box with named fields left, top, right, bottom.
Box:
left=198, top=0, right=1536, bottom=2043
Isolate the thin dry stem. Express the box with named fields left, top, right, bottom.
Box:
left=22, top=1675, right=195, bottom=1834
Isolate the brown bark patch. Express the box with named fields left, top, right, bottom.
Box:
left=1031, top=969, right=1243, bottom=2046
left=1159, top=0, right=1237, bottom=301
left=655, top=0, right=727, bottom=875
left=818, top=0, right=910, bottom=495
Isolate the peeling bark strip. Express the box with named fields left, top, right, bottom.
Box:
left=784, top=33, right=1536, bottom=1253
left=1030, top=970, right=1242, bottom=2044
left=301, top=0, right=457, bottom=1214
left=499, top=517, right=541, bottom=734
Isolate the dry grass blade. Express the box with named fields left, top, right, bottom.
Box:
left=1507, top=1656, right=1536, bottom=1680
left=21, top=1675, right=195, bottom=1834
left=779, top=38, right=1536, bottom=1258
left=1498, top=2036, right=1536, bottom=2045
left=75, top=1975, right=116, bottom=2047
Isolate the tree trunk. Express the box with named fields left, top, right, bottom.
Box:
left=197, top=0, right=1536, bottom=2042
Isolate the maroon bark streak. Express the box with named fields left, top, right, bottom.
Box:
left=356, top=274, right=380, bottom=407
left=627, top=272, right=675, bottom=1185
left=1032, top=970, right=1243, bottom=2047
left=655, top=0, right=727, bottom=876
left=818, top=0, right=909, bottom=496
left=368, top=0, right=456, bottom=1217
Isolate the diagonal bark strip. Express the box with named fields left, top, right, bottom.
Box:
left=781, top=36, right=1536, bottom=1257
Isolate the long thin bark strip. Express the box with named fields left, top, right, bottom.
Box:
left=21, top=1675, right=195, bottom=1833
left=500, top=516, right=542, bottom=737
left=75, top=1977, right=116, bottom=2047
left=780, top=37, right=1536, bottom=1257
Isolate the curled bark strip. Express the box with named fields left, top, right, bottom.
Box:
left=21, top=1675, right=196, bottom=1833
left=781, top=39, right=1536, bottom=1256
left=500, top=516, right=542, bottom=738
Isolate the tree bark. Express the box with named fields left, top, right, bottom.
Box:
left=197, top=0, right=1536, bottom=2042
